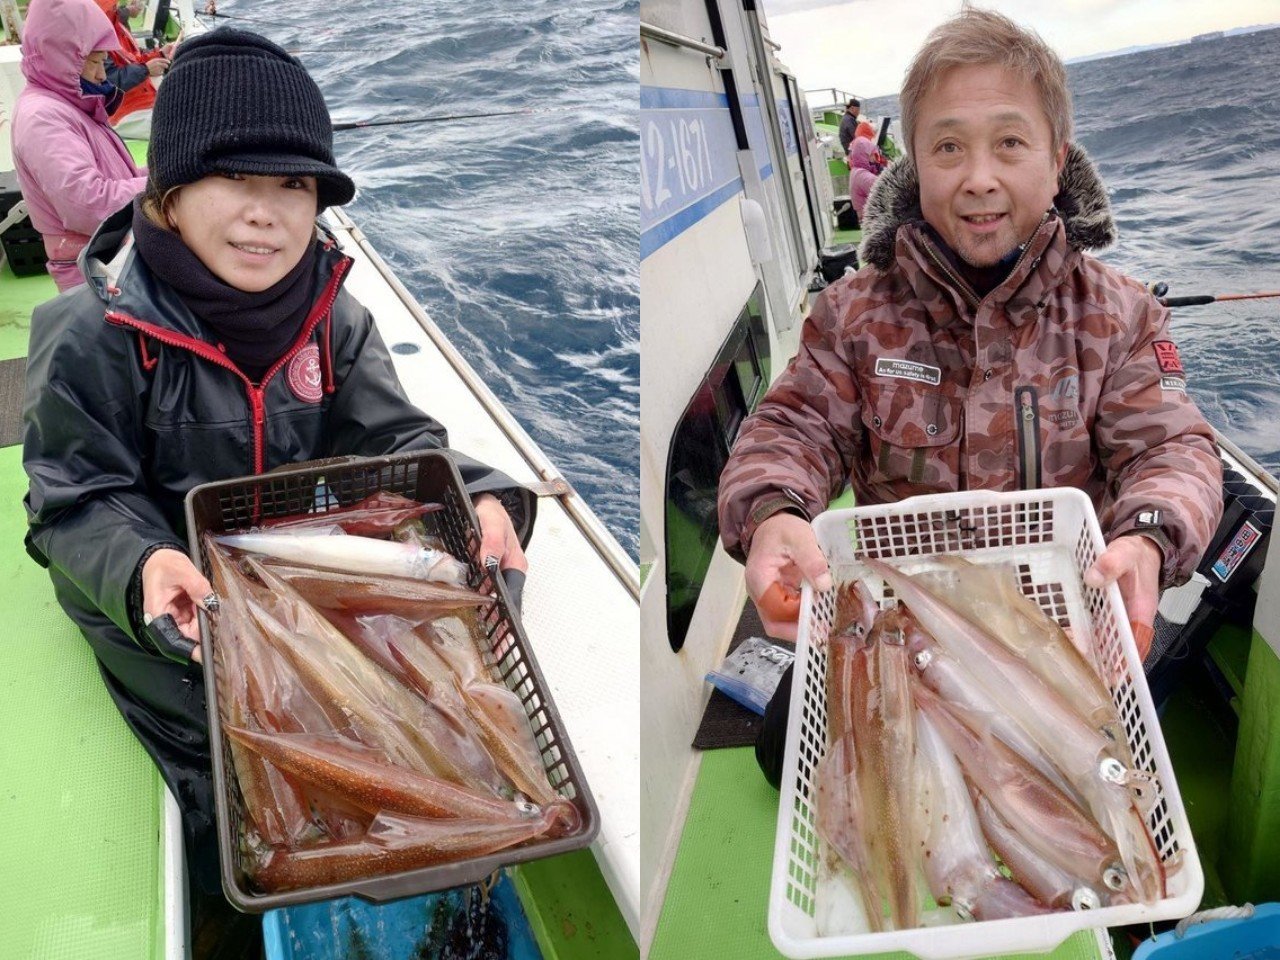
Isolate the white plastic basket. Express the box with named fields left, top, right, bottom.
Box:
left=768, top=487, right=1204, bottom=960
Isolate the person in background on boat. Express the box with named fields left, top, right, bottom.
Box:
left=718, top=8, right=1223, bottom=665
left=847, top=123, right=887, bottom=220
left=22, top=28, right=533, bottom=959
left=837, top=97, right=861, bottom=152
left=10, top=0, right=147, bottom=292
left=93, top=0, right=175, bottom=138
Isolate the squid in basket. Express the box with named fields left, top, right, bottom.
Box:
left=813, top=556, right=1169, bottom=933
left=200, top=492, right=579, bottom=892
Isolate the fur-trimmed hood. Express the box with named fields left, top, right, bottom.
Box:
left=857, top=143, right=1115, bottom=271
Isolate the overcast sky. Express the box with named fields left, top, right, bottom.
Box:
left=765, top=1, right=1280, bottom=98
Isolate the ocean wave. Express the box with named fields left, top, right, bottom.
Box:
left=223, top=0, right=639, bottom=557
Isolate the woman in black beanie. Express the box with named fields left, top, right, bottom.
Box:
left=22, top=27, right=533, bottom=958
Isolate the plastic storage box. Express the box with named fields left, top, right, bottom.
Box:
left=262, top=875, right=542, bottom=960
left=1132, top=902, right=1280, bottom=959
left=1, top=221, right=47, bottom=277
left=769, top=487, right=1203, bottom=959
left=185, top=449, right=599, bottom=912
left=0, top=170, right=48, bottom=278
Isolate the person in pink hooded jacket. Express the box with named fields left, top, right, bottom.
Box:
left=846, top=125, right=886, bottom=220
left=11, top=0, right=147, bottom=291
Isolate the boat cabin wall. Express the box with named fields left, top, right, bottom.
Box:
left=0, top=48, right=21, bottom=172
left=775, top=69, right=831, bottom=256
left=640, top=22, right=759, bottom=948
left=639, top=0, right=817, bottom=946
left=758, top=50, right=821, bottom=268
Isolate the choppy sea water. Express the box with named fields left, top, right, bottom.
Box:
left=865, top=27, right=1280, bottom=473
left=213, top=0, right=639, bottom=557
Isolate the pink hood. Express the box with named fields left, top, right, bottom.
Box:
left=848, top=136, right=880, bottom=174
left=21, top=0, right=121, bottom=125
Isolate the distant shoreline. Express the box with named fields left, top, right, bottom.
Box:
left=1064, top=22, right=1279, bottom=66
left=849, top=22, right=1280, bottom=102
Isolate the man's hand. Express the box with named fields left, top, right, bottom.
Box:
left=147, top=57, right=171, bottom=77
left=141, top=548, right=214, bottom=662
left=1083, top=534, right=1162, bottom=660
left=472, top=493, right=528, bottom=574
left=745, top=512, right=832, bottom=642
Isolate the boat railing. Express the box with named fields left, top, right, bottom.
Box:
left=639, top=21, right=724, bottom=60
left=804, top=87, right=862, bottom=110
left=0, top=0, right=21, bottom=44
left=329, top=207, right=641, bottom=601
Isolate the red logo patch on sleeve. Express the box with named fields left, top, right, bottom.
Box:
left=1153, top=340, right=1184, bottom=375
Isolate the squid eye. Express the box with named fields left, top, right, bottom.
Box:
left=1103, top=866, right=1128, bottom=892
left=1071, top=888, right=1100, bottom=911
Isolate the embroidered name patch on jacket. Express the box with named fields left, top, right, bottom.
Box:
left=874, top=357, right=941, bottom=386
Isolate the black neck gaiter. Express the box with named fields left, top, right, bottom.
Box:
left=130, top=199, right=318, bottom=382
left=925, top=223, right=1024, bottom=299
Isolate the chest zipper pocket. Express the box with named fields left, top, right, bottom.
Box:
left=1015, top=386, right=1042, bottom=490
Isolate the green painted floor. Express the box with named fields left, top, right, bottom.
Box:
left=1157, top=648, right=1238, bottom=910
left=830, top=228, right=862, bottom=248
left=649, top=748, right=1102, bottom=960
left=0, top=443, right=169, bottom=959
left=127, top=138, right=148, bottom=167
left=0, top=259, right=51, bottom=361
left=2, top=215, right=172, bottom=958
left=513, top=851, right=638, bottom=959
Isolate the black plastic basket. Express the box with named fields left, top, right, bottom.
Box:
left=184, top=449, right=599, bottom=911
left=1, top=221, right=48, bottom=277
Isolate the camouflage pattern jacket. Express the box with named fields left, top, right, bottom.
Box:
left=718, top=145, right=1223, bottom=588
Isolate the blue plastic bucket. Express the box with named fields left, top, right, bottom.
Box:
left=262, top=871, right=542, bottom=960
left=1132, top=903, right=1280, bottom=960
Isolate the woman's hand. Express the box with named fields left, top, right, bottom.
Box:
left=141, top=548, right=214, bottom=662
left=147, top=57, right=171, bottom=78
left=472, top=493, right=528, bottom=573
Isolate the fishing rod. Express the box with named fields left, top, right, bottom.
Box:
left=332, top=106, right=580, bottom=132
left=1149, top=282, right=1280, bottom=307
left=334, top=109, right=530, bottom=131
left=195, top=9, right=309, bottom=29
left=286, top=48, right=387, bottom=55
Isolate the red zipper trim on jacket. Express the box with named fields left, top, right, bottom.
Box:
left=256, top=256, right=351, bottom=403
left=103, top=254, right=352, bottom=480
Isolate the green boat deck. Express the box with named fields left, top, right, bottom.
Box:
left=0, top=451, right=169, bottom=957
left=0, top=256, right=172, bottom=958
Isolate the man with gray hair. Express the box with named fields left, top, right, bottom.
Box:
left=718, top=7, right=1223, bottom=661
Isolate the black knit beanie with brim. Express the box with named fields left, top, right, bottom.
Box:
left=147, top=28, right=355, bottom=209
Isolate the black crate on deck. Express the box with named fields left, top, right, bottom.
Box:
left=0, top=169, right=48, bottom=277
left=184, top=449, right=599, bottom=912
left=1146, top=457, right=1275, bottom=709
left=819, top=243, right=859, bottom=282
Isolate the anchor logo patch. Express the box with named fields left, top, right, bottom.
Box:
left=286, top=343, right=323, bottom=403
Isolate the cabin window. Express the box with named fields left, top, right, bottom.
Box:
left=665, top=284, right=769, bottom=652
